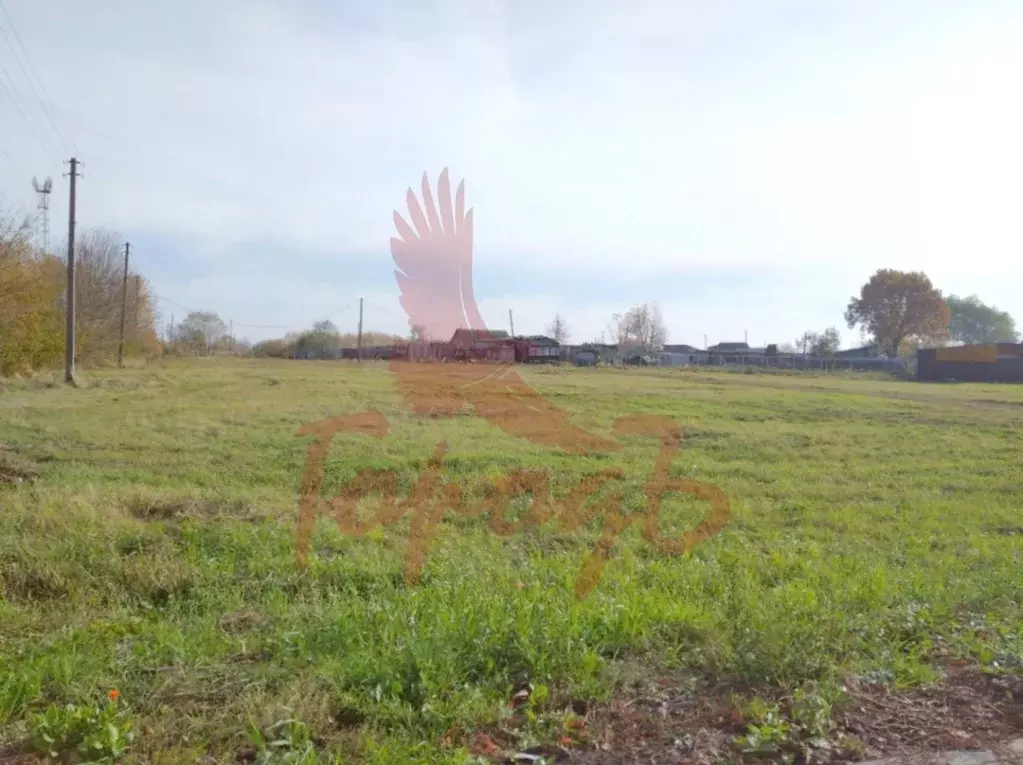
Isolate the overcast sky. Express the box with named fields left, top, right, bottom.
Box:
left=2, top=0, right=1021, bottom=347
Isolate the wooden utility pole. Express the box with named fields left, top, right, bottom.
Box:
left=229, top=319, right=234, bottom=353
left=509, top=309, right=515, bottom=337
left=64, top=157, right=79, bottom=383
left=117, top=242, right=130, bottom=367
left=356, top=297, right=364, bottom=361
left=134, top=275, right=141, bottom=337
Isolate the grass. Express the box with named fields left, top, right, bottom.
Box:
left=1, top=358, right=1021, bottom=763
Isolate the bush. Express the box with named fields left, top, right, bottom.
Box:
left=0, top=229, right=63, bottom=376
left=1, top=218, right=161, bottom=376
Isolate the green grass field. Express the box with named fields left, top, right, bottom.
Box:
left=1, top=359, right=1021, bottom=763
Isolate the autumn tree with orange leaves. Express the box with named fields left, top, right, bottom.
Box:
left=1, top=209, right=161, bottom=376
left=844, top=269, right=950, bottom=358
left=0, top=213, right=63, bottom=376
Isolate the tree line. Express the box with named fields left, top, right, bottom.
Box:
left=174, top=272, right=1020, bottom=368
left=249, top=320, right=405, bottom=358
left=3, top=238, right=1019, bottom=376
left=843, top=269, right=1018, bottom=357
left=160, top=315, right=406, bottom=359
left=549, top=270, right=1019, bottom=362
left=0, top=212, right=160, bottom=376
left=761, top=271, right=1018, bottom=360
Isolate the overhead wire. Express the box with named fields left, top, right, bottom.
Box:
left=310, top=301, right=357, bottom=324
left=0, top=74, right=62, bottom=162
left=63, top=107, right=264, bottom=236
left=363, top=298, right=402, bottom=316
left=0, top=2, right=75, bottom=157
left=152, top=293, right=199, bottom=316
left=233, top=301, right=356, bottom=330
left=0, top=10, right=364, bottom=346
left=152, top=295, right=358, bottom=335
left=362, top=298, right=408, bottom=329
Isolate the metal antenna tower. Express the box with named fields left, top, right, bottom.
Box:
left=32, top=176, right=53, bottom=255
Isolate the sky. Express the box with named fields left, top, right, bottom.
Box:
left=1, top=0, right=1022, bottom=347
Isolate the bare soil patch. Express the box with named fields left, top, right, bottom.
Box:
left=0, top=446, right=39, bottom=486
left=465, top=665, right=1022, bottom=765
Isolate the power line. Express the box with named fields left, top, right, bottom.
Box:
left=0, top=74, right=61, bottom=161
left=153, top=294, right=359, bottom=335
left=361, top=299, right=406, bottom=321
left=152, top=293, right=199, bottom=315
left=68, top=107, right=268, bottom=217
left=233, top=302, right=356, bottom=330
left=311, top=301, right=358, bottom=324
left=0, top=2, right=75, bottom=155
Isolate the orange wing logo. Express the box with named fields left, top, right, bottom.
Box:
left=390, top=169, right=484, bottom=343
left=389, top=169, right=620, bottom=454
left=295, top=169, right=730, bottom=598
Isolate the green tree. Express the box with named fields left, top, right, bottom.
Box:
left=252, top=338, right=289, bottom=357
left=845, top=269, right=949, bottom=357
left=295, top=320, right=341, bottom=359
left=177, top=311, right=228, bottom=356
left=946, top=294, right=1019, bottom=345
left=811, top=327, right=841, bottom=357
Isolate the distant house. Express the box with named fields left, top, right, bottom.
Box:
left=449, top=328, right=515, bottom=363
left=834, top=344, right=881, bottom=359
left=706, top=341, right=761, bottom=364
left=515, top=335, right=560, bottom=363
left=572, top=350, right=598, bottom=367
left=707, top=342, right=750, bottom=353
left=572, top=343, right=617, bottom=365
left=660, top=343, right=708, bottom=365
left=450, top=329, right=510, bottom=345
